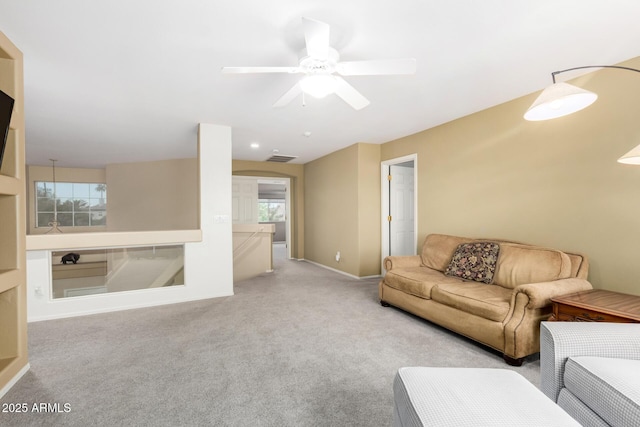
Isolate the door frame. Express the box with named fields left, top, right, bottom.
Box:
left=257, top=177, right=291, bottom=259
left=381, top=154, right=418, bottom=273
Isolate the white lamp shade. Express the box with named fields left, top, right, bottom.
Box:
left=524, top=82, right=598, bottom=121
left=617, top=143, right=640, bottom=165
left=299, top=74, right=337, bottom=98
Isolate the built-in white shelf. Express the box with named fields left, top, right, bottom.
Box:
left=0, top=30, right=28, bottom=399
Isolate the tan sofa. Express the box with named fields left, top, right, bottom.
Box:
left=379, top=234, right=592, bottom=365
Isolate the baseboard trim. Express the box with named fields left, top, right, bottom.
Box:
left=27, top=293, right=234, bottom=323
left=302, top=259, right=381, bottom=280
left=0, top=362, right=30, bottom=399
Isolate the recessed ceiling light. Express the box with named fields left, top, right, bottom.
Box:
left=303, top=131, right=312, bottom=137
left=250, top=143, right=260, bottom=149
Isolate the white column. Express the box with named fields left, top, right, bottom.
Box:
left=184, top=124, right=234, bottom=297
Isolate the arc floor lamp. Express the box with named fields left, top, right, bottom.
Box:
left=524, top=65, right=640, bottom=164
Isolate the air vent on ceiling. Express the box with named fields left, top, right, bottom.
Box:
left=266, top=155, right=297, bottom=163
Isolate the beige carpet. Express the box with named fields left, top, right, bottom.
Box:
left=0, top=247, right=539, bottom=426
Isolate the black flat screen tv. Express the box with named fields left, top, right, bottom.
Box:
left=0, top=88, right=15, bottom=171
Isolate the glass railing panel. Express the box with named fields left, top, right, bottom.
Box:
left=51, top=244, right=184, bottom=299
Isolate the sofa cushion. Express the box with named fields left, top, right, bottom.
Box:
left=566, top=252, right=589, bottom=280
left=431, top=281, right=512, bottom=322
left=444, top=242, right=500, bottom=284
left=557, top=388, right=610, bottom=427
left=564, top=356, right=640, bottom=427
left=421, top=234, right=475, bottom=272
left=493, top=243, right=572, bottom=289
left=384, top=267, right=463, bottom=299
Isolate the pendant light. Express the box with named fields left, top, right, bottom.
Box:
left=45, top=158, right=62, bottom=234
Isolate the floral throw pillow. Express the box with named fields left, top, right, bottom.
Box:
left=444, top=242, right=500, bottom=284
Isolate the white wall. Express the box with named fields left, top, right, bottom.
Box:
left=26, top=123, right=233, bottom=321
left=184, top=124, right=233, bottom=297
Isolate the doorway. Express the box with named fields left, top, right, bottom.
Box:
left=381, top=155, right=417, bottom=272
left=257, top=178, right=289, bottom=261
left=232, top=176, right=292, bottom=260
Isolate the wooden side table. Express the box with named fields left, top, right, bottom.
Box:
left=550, top=289, right=640, bottom=323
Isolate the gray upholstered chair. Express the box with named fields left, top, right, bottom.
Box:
left=540, top=321, right=640, bottom=427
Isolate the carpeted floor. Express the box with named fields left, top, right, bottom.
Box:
left=0, top=245, right=539, bottom=426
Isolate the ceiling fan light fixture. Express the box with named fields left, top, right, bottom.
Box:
left=299, top=74, right=337, bottom=98
left=524, top=82, right=598, bottom=121
left=222, top=17, right=415, bottom=109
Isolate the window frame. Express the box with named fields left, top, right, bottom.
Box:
left=35, top=181, right=107, bottom=228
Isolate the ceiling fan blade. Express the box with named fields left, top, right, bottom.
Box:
left=221, top=66, right=300, bottom=74
left=302, top=17, right=330, bottom=59
left=333, top=77, right=370, bottom=110
left=336, top=58, right=417, bottom=76
left=273, top=83, right=302, bottom=108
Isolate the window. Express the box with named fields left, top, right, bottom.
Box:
left=258, top=199, right=285, bottom=222
left=35, top=182, right=107, bottom=228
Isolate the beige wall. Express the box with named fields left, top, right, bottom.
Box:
left=106, top=158, right=198, bottom=231
left=357, top=143, right=382, bottom=276
left=27, top=159, right=198, bottom=233
left=26, top=165, right=107, bottom=234
left=305, top=144, right=359, bottom=275
left=232, top=160, right=304, bottom=259
left=304, top=143, right=381, bottom=277
left=381, top=56, right=640, bottom=295
left=233, top=223, right=275, bottom=282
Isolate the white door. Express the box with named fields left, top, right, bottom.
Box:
left=232, top=177, right=258, bottom=223
left=388, top=162, right=415, bottom=256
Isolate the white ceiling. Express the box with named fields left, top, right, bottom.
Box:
left=1, top=1, right=639, bottom=168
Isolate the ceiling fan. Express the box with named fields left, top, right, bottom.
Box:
left=221, top=17, right=417, bottom=110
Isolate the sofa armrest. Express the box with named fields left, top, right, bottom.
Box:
left=512, top=278, right=593, bottom=309
left=502, top=279, right=594, bottom=359
left=384, top=255, right=422, bottom=272
left=540, top=322, right=640, bottom=402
